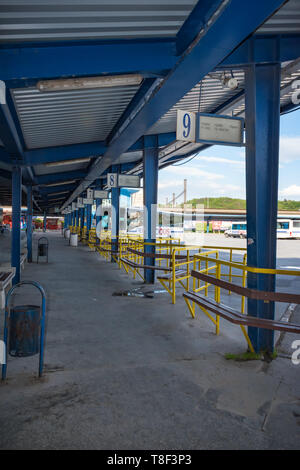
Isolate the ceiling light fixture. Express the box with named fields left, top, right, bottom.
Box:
left=43, top=180, right=77, bottom=187
left=45, top=157, right=91, bottom=167
left=37, top=74, right=143, bottom=92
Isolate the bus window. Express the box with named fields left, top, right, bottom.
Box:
left=277, top=222, right=289, bottom=230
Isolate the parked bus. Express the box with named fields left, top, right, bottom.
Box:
left=277, top=219, right=300, bottom=239
left=224, top=222, right=247, bottom=238
left=225, top=219, right=300, bottom=239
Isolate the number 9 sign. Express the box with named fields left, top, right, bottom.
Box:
left=176, top=109, right=196, bottom=142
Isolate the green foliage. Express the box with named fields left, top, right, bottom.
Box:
left=184, top=197, right=300, bottom=211
left=278, top=199, right=300, bottom=211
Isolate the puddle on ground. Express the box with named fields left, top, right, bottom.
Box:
left=112, top=288, right=167, bottom=298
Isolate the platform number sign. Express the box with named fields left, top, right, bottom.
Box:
left=176, top=109, right=196, bottom=142
left=177, top=109, right=244, bottom=147
left=107, top=173, right=118, bottom=188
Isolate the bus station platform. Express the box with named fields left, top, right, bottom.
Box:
left=0, top=231, right=299, bottom=450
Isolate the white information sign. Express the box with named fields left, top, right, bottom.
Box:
left=198, top=114, right=243, bottom=145
left=94, top=190, right=109, bottom=199
left=72, top=202, right=76, bottom=210
left=87, top=188, right=93, bottom=200
left=118, top=174, right=140, bottom=188
left=83, top=198, right=93, bottom=205
left=176, top=109, right=196, bottom=142
left=107, top=173, right=118, bottom=188
left=77, top=197, right=84, bottom=208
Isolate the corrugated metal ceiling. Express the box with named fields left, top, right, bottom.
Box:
left=147, top=70, right=245, bottom=135
left=258, top=0, right=300, bottom=35
left=128, top=58, right=300, bottom=173
left=11, top=84, right=141, bottom=149
left=0, top=0, right=197, bottom=43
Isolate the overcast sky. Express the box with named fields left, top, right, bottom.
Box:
left=157, top=109, right=300, bottom=204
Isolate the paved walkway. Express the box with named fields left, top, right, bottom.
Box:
left=0, top=231, right=299, bottom=449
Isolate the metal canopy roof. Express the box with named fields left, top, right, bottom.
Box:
left=11, top=84, right=142, bottom=149
left=258, top=0, right=300, bottom=34
left=0, top=0, right=299, bottom=211
left=0, top=0, right=197, bottom=43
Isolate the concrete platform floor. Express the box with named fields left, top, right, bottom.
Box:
left=0, top=231, right=299, bottom=450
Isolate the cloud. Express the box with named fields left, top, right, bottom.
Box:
left=279, top=136, right=300, bottom=163
left=279, top=185, right=300, bottom=198
left=165, top=165, right=224, bottom=180
left=195, top=155, right=244, bottom=166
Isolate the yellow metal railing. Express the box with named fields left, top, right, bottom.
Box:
left=184, top=253, right=300, bottom=352
left=88, top=228, right=97, bottom=250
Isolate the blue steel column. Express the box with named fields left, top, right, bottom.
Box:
left=245, top=63, right=281, bottom=353
left=11, top=166, right=22, bottom=285
left=76, top=208, right=79, bottom=228
left=111, top=166, right=120, bottom=262
left=143, top=135, right=158, bottom=283
left=43, top=211, right=47, bottom=231
left=95, top=180, right=102, bottom=244
left=26, top=185, right=33, bottom=263
left=80, top=206, right=85, bottom=233
left=86, top=204, right=92, bottom=232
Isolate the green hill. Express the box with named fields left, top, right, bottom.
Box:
left=183, top=197, right=300, bottom=211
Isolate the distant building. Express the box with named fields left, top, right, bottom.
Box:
left=131, top=189, right=143, bottom=208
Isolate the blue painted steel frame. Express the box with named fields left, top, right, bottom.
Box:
left=63, top=0, right=286, bottom=209
left=221, top=35, right=300, bottom=67
left=143, top=135, right=159, bottom=284
left=245, top=63, right=281, bottom=353
left=0, top=39, right=176, bottom=82
left=11, top=167, right=22, bottom=285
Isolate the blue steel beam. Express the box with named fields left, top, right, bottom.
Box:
left=245, top=63, right=281, bottom=354
left=176, top=0, right=224, bottom=55
left=61, top=0, right=287, bottom=210
left=24, top=133, right=176, bottom=166
left=1, top=39, right=176, bottom=82
left=221, top=35, right=300, bottom=67
left=107, top=78, right=158, bottom=143
left=39, top=183, right=77, bottom=195
left=35, top=170, right=87, bottom=186
left=24, top=140, right=107, bottom=165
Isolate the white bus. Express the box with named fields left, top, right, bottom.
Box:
left=277, top=219, right=300, bottom=239
left=224, top=222, right=247, bottom=238
left=224, top=219, right=300, bottom=239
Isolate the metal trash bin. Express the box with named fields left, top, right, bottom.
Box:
left=70, top=233, right=78, bottom=247
left=9, top=305, right=40, bottom=357
left=2, top=281, right=47, bottom=380
left=37, top=237, right=48, bottom=263
left=64, top=229, right=70, bottom=239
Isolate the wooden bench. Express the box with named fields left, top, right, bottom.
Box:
left=183, top=271, right=300, bottom=351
